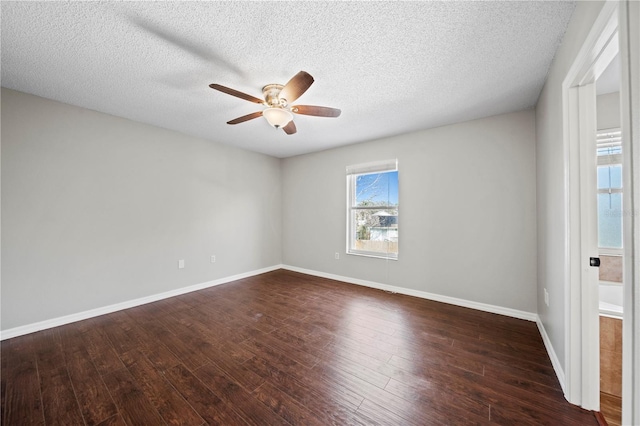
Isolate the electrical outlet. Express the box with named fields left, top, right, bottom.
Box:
left=544, top=288, right=549, bottom=307
left=211, top=255, right=216, bottom=263
left=335, top=252, right=340, bottom=260
left=178, top=259, right=185, bottom=269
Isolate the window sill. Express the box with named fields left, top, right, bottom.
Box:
left=346, top=251, right=398, bottom=260
left=599, top=248, right=623, bottom=256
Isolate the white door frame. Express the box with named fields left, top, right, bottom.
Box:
left=619, top=1, right=640, bottom=424
left=563, top=1, right=618, bottom=410
left=563, top=1, right=639, bottom=423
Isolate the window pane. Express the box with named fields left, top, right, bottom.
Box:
left=610, top=165, right=622, bottom=189
left=597, top=165, right=622, bottom=189
left=598, top=192, right=623, bottom=249
left=352, top=208, right=398, bottom=255
left=597, top=166, right=610, bottom=189
left=355, top=171, right=399, bottom=207
left=597, top=145, right=621, bottom=156
left=348, top=167, right=398, bottom=258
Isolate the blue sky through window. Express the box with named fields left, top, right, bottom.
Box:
left=356, top=171, right=398, bottom=206
left=597, top=165, right=622, bottom=189
left=597, top=164, right=622, bottom=249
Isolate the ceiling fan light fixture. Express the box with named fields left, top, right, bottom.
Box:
left=263, top=107, right=293, bottom=129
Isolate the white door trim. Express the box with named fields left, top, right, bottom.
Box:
left=562, top=0, right=619, bottom=411
left=619, top=1, right=640, bottom=424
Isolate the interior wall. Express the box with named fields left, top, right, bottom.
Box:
left=1, top=88, right=282, bottom=331
left=282, top=110, right=537, bottom=313
left=597, top=91, right=621, bottom=130
left=535, top=0, right=605, bottom=375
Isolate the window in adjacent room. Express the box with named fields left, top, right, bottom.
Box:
left=346, top=159, right=398, bottom=259
left=597, top=128, right=623, bottom=252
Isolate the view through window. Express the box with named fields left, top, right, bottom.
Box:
left=597, top=129, right=623, bottom=251
left=347, top=160, right=398, bottom=259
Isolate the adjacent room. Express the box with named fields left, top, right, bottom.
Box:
left=2, top=1, right=638, bottom=425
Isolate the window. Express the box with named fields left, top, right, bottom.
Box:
left=597, top=129, right=623, bottom=251
left=347, top=160, right=398, bottom=259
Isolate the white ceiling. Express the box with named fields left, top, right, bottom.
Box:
left=1, top=1, right=576, bottom=158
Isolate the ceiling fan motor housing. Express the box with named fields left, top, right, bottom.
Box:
left=262, top=84, right=287, bottom=108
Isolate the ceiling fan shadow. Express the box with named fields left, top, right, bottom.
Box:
left=128, top=16, right=246, bottom=79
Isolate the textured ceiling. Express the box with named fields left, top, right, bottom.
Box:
left=1, top=1, right=575, bottom=158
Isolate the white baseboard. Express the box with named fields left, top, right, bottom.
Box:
left=536, top=315, right=566, bottom=395
left=0, top=264, right=282, bottom=341
left=282, top=265, right=538, bottom=322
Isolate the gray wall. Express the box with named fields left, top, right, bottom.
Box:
left=1, top=88, right=282, bottom=330
left=535, top=1, right=605, bottom=374
left=282, top=110, right=537, bottom=313
left=597, top=91, right=621, bottom=130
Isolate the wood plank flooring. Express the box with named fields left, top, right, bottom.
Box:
left=600, top=392, right=622, bottom=426
left=2, top=269, right=598, bottom=425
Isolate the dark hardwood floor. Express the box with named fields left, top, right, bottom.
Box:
left=2, top=269, right=598, bottom=425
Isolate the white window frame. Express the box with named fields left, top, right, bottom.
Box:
left=346, top=159, right=398, bottom=260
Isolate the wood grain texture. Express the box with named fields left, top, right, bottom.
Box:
left=600, top=391, right=622, bottom=426
left=600, top=316, right=623, bottom=398
left=1, top=269, right=599, bottom=425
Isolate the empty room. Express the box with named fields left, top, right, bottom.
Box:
left=2, top=1, right=639, bottom=425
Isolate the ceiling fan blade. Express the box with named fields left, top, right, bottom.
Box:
left=279, top=71, right=314, bottom=104
left=283, top=121, right=297, bottom=135
left=227, top=111, right=263, bottom=125
left=209, top=84, right=264, bottom=104
left=291, top=105, right=341, bottom=117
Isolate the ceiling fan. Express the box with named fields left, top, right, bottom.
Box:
left=209, top=71, right=341, bottom=135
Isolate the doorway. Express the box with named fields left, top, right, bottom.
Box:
left=562, top=1, right=619, bottom=411
left=595, top=52, right=623, bottom=426
left=563, top=2, right=638, bottom=424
